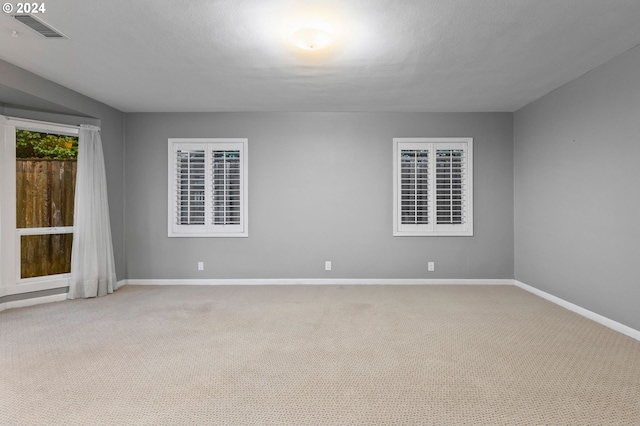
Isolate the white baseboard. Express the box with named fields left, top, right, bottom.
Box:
left=120, top=278, right=515, bottom=286
left=5, top=279, right=68, bottom=295
left=1, top=293, right=67, bottom=311
left=0, top=280, right=129, bottom=312
left=514, top=280, right=640, bottom=342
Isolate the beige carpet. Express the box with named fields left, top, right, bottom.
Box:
left=2, top=284, right=639, bottom=425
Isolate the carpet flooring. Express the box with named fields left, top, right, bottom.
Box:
left=2, top=284, right=640, bottom=425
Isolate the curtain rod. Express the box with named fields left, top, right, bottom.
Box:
left=6, top=116, right=100, bottom=131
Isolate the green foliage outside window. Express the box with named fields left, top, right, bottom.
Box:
left=16, top=130, right=78, bottom=159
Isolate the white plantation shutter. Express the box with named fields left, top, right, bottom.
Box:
left=400, top=149, right=430, bottom=225
left=176, top=148, right=206, bottom=225
left=210, top=144, right=244, bottom=233
left=168, top=139, right=248, bottom=237
left=435, top=145, right=467, bottom=228
left=212, top=150, right=240, bottom=225
left=393, top=138, right=472, bottom=236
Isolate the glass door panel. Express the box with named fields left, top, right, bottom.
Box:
left=15, top=129, right=78, bottom=280
left=20, top=233, right=73, bottom=278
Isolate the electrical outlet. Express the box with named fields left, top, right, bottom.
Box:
left=325, top=261, right=332, bottom=271
left=197, top=261, right=204, bottom=271
left=428, top=261, right=435, bottom=272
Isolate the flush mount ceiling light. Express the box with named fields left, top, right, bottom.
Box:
left=290, top=27, right=334, bottom=50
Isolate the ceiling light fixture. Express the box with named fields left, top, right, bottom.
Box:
left=290, top=27, right=333, bottom=50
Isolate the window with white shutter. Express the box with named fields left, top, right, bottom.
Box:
left=393, top=138, right=473, bottom=236
left=168, top=138, right=248, bottom=237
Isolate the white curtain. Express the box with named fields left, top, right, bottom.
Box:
left=68, top=125, right=117, bottom=299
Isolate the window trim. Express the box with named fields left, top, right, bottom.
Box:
left=167, top=138, right=248, bottom=238
left=393, top=137, right=473, bottom=237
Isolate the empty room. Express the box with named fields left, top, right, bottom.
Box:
left=1, top=1, right=639, bottom=424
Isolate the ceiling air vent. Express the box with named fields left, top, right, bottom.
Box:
left=13, top=14, right=69, bottom=39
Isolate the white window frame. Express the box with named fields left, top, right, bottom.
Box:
left=0, top=115, right=79, bottom=292
left=168, top=138, right=248, bottom=238
left=393, top=137, right=473, bottom=237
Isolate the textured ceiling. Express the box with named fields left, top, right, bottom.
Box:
left=1, top=0, right=640, bottom=113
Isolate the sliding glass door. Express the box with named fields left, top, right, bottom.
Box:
left=0, top=115, right=78, bottom=291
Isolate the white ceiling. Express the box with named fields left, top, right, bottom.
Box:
left=1, top=0, right=640, bottom=113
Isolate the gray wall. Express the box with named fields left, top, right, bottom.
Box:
left=514, top=45, right=640, bottom=330
left=0, top=59, right=126, bottom=280
left=125, top=112, right=513, bottom=280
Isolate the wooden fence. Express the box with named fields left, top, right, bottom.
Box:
left=16, top=159, right=76, bottom=278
